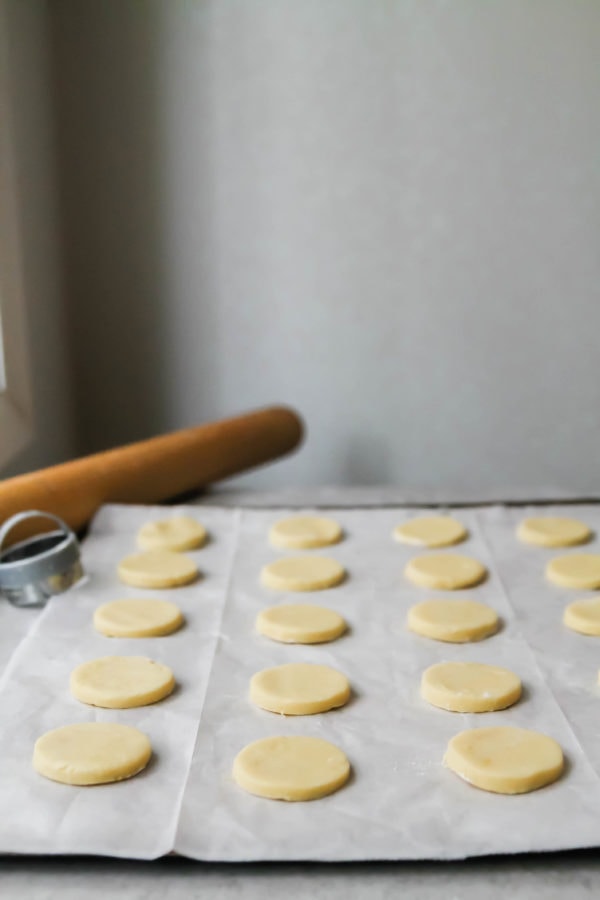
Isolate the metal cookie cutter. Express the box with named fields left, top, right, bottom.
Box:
left=0, top=510, right=84, bottom=608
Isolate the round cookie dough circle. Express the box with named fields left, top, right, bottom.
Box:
left=269, top=516, right=342, bottom=550
left=137, top=516, right=207, bottom=552
left=94, top=598, right=184, bottom=638
left=232, top=735, right=350, bottom=801
left=546, top=554, right=600, bottom=590
left=393, top=516, right=467, bottom=548
left=256, top=604, right=347, bottom=644
left=404, top=554, right=486, bottom=590
left=33, top=723, right=152, bottom=786
left=70, top=656, right=175, bottom=709
left=563, top=597, right=600, bottom=635
left=118, top=550, right=198, bottom=589
left=261, top=556, right=345, bottom=592
left=421, top=661, right=522, bottom=712
left=250, top=663, right=351, bottom=715
left=444, top=726, right=564, bottom=794
left=517, top=516, right=591, bottom=548
left=408, top=599, right=499, bottom=643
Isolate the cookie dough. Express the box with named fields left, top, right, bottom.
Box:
left=563, top=597, right=600, bottom=635
left=94, top=598, right=184, bottom=638
left=546, top=554, right=600, bottom=590
left=137, top=515, right=207, bottom=552
left=261, top=556, right=345, bottom=592
left=421, top=661, right=521, bottom=712
left=518, top=516, right=591, bottom=548
left=117, top=550, right=198, bottom=589
left=269, top=516, right=342, bottom=550
left=408, top=599, right=499, bottom=643
left=393, top=516, right=467, bottom=548
left=70, top=656, right=175, bottom=709
left=444, top=726, right=564, bottom=794
left=404, top=554, right=486, bottom=590
left=250, top=663, right=351, bottom=715
left=256, top=604, right=347, bottom=644
left=232, top=735, right=350, bottom=801
left=33, top=723, right=152, bottom=786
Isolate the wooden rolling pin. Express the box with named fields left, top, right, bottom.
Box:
left=0, top=406, right=303, bottom=545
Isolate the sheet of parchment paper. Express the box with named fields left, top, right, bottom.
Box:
left=2, top=502, right=600, bottom=860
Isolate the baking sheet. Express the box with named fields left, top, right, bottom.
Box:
left=2, top=503, right=600, bottom=860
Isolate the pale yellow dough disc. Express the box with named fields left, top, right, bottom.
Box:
left=261, top=556, right=345, bottom=592
left=33, top=722, right=152, bottom=786
left=393, top=516, right=467, bottom=548
left=250, top=663, right=351, bottom=715
left=269, top=516, right=342, bottom=550
left=137, top=515, right=207, bottom=552
left=546, top=554, right=600, bottom=590
left=517, top=516, right=591, bottom=548
left=421, top=661, right=522, bottom=712
left=232, top=735, right=350, bottom=801
left=408, top=599, right=499, bottom=643
left=70, top=656, right=175, bottom=709
left=117, top=550, right=198, bottom=589
left=563, top=597, right=600, bottom=635
left=404, top=553, right=486, bottom=590
left=94, top=598, right=184, bottom=638
left=444, top=726, right=564, bottom=794
left=256, top=604, right=347, bottom=644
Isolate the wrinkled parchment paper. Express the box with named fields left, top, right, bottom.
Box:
left=2, top=502, right=600, bottom=860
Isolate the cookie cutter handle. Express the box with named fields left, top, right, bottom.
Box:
left=0, top=510, right=74, bottom=554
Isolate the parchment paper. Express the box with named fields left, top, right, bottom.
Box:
left=1, top=502, right=600, bottom=860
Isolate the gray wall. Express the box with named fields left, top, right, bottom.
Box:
left=50, top=0, right=600, bottom=492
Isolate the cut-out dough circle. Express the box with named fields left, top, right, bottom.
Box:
left=517, top=517, right=591, bottom=548
left=118, top=550, right=198, bottom=589
left=563, top=597, right=600, bottom=635
left=404, top=554, right=487, bottom=590
left=408, top=599, right=499, bottom=643
left=256, top=603, right=347, bottom=644
left=261, top=556, right=345, bottom=592
left=250, top=662, right=351, bottom=715
left=33, top=723, right=152, bottom=785
left=94, top=598, right=184, bottom=638
left=137, top=516, right=207, bottom=552
left=269, top=516, right=343, bottom=549
left=70, top=656, right=175, bottom=709
left=546, top=554, right=600, bottom=590
left=421, top=661, right=521, bottom=712
left=393, top=516, right=467, bottom=548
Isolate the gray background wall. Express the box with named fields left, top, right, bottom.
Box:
left=6, top=1, right=600, bottom=493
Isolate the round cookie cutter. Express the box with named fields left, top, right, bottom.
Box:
left=0, top=510, right=84, bottom=608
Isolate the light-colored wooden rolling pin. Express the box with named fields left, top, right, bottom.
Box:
left=0, top=405, right=303, bottom=545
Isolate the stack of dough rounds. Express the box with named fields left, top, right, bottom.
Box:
left=444, top=726, right=564, bottom=794
left=94, top=598, right=184, bottom=638
left=408, top=599, right=499, bottom=643
left=250, top=663, right=351, bottom=715
left=393, top=516, right=467, bottom=548
left=421, top=662, right=522, bottom=712
left=261, top=556, right=345, bottom=592
left=404, top=553, right=486, bottom=590
left=546, top=554, right=600, bottom=590
left=232, top=735, right=350, bottom=801
left=118, top=550, right=198, bottom=589
left=269, top=515, right=342, bottom=549
left=137, top=515, right=207, bottom=552
left=563, top=597, right=600, bottom=635
left=70, top=656, right=175, bottom=709
left=33, top=723, right=152, bottom=785
left=256, top=604, right=347, bottom=644
left=517, top=516, right=591, bottom=548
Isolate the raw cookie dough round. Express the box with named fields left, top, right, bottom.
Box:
left=393, top=516, right=467, bottom=548
left=404, top=554, right=486, bottom=590
left=137, top=515, right=207, bottom=552
left=546, top=554, right=600, bottom=590
left=563, top=597, right=600, bottom=635
left=444, top=726, right=564, bottom=794
left=408, top=599, right=499, bottom=643
left=421, top=661, right=521, bottom=712
left=94, top=598, right=184, bottom=638
left=250, top=663, right=351, bottom=715
left=232, top=735, right=350, bottom=801
left=117, top=550, right=198, bottom=589
left=269, top=516, right=342, bottom=550
left=256, top=604, right=347, bottom=644
left=517, top=516, right=591, bottom=548
left=261, top=556, right=345, bottom=592
left=70, top=656, right=175, bottom=709
left=33, top=722, right=152, bottom=786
